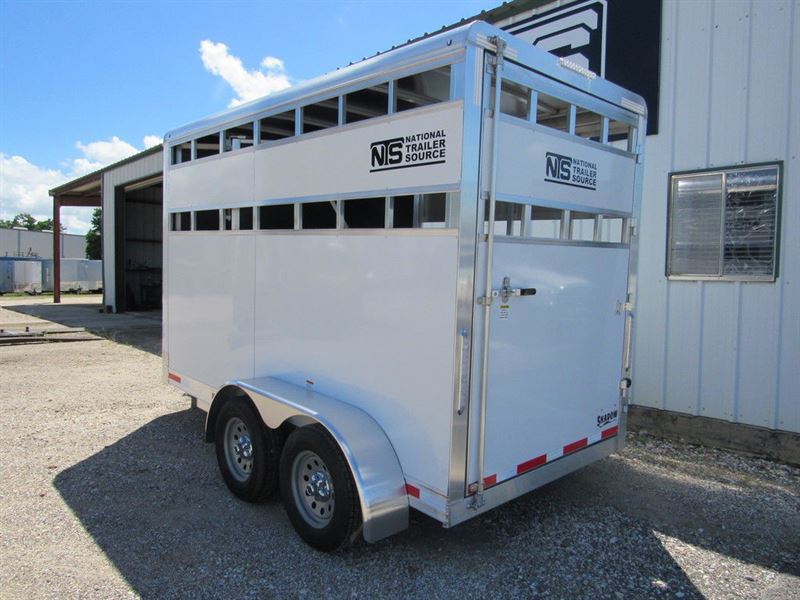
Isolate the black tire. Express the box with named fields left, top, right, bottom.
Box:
left=215, top=398, right=282, bottom=503
left=279, top=425, right=361, bottom=551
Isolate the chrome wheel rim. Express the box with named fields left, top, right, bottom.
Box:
left=291, top=450, right=334, bottom=528
left=224, top=417, right=254, bottom=482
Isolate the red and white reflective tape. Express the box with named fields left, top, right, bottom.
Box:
left=470, top=424, right=619, bottom=492
left=168, top=372, right=182, bottom=383
left=405, top=483, right=420, bottom=499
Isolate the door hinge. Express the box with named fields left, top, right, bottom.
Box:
left=619, top=377, right=632, bottom=405
left=616, top=300, right=634, bottom=314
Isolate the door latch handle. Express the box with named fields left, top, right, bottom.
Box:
left=478, top=277, right=537, bottom=305
left=489, top=276, right=537, bottom=303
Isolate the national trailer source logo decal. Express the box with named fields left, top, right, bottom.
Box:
left=370, top=129, right=446, bottom=172
left=545, top=151, right=598, bottom=190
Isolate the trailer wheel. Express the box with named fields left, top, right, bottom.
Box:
left=280, top=425, right=361, bottom=551
left=215, top=398, right=281, bottom=503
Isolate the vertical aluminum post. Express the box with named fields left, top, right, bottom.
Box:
left=475, top=37, right=506, bottom=506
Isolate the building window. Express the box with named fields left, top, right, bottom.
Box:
left=667, top=164, right=781, bottom=281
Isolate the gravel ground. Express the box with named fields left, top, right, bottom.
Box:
left=0, top=298, right=798, bottom=599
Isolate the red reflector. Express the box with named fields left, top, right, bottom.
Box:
left=517, top=454, right=547, bottom=474
left=563, top=438, right=588, bottom=455
left=601, top=425, right=619, bottom=439
left=168, top=372, right=181, bottom=383
left=484, top=474, right=497, bottom=488
left=405, top=484, right=420, bottom=499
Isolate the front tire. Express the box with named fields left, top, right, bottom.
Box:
left=215, top=398, right=281, bottom=502
left=280, top=425, right=361, bottom=551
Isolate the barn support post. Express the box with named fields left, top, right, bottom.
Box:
left=53, top=195, right=61, bottom=303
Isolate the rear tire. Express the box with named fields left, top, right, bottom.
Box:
left=215, top=398, right=281, bottom=502
left=280, top=425, right=361, bottom=551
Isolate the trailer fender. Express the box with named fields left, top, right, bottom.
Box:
left=208, top=376, right=409, bottom=543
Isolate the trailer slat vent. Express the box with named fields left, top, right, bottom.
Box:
left=302, top=201, right=337, bottom=229
left=345, top=84, right=389, bottom=124
left=223, top=122, right=254, bottom=152
left=395, top=66, right=451, bottom=112
left=535, top=92, right=570, bottom=133
left=259, top=110, right=295, bottom=142
left=302, top=99, right=338, bottom=134
left=343, top=197, right=385, bottom=229
left=239, top=207, right=253, bottom=230
left=259, top=204, right=294, bottom=230
left=195, top=133, right=220, bottom=159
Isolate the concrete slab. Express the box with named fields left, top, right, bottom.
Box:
left=0, top=295, right=161, bottom=355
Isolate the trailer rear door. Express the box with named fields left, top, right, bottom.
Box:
left=469, top=98, right=639, bottom=490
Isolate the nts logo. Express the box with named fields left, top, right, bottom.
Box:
left=370, top=137, right=404, bottom=169
left=545, top=151, right=598, bottom=190
left=370, top=129, right=447, bottom=173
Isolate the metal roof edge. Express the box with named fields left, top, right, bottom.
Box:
left=49, top=144, right=163, bottom=196
left=163, top=23, right=484, bottom=144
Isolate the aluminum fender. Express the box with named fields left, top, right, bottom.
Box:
left=234, top=376, right=409, bottom=543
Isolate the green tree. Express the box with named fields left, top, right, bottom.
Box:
left=85, top=208, right=102, bottom=260
left=0, top=213, right=65, bottom=231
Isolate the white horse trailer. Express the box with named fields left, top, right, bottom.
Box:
left=163, top=22, right=646, bottom=551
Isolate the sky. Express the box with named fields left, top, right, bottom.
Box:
left=0, top=0, right=495, bottom=233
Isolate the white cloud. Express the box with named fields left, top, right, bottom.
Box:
left=71, top=136, right=139, bottom=176
left=0, top=155, right=64, bottom=216
left=143, top=135, right=162, bottom=149
left=1, top=135, right=152, bottom=234
left=199, top=40, right=291, bottom=107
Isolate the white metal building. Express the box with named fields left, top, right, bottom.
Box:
left=100, top=148, right=163, bottom=313
left=0, top=228, right=85, bottom=259
left=629, top=0, right=798, bottom=437
left=471, top=0, right=798, bottom=452
left=49, top=146, right=163, bottom=310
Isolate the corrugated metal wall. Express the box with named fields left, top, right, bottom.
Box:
left=102, top=150, right=163, bottom=310
left=0, top=229, right=85, bottom=259
left=633, top=0, right=799, bottom=433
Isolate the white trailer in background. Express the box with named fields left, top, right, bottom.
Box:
left=41, top=259, right=102, bottom=292
left=0, top=258, right=42, bottom=294
left=163, top=22, right=646, bottom=550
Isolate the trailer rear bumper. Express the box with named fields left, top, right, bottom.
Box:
left=230, top=376, right=409, bottom=543
left=446, top=433, right=624, bottom=527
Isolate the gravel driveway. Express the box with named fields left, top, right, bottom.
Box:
left=1, top=298, right=798, bottom=599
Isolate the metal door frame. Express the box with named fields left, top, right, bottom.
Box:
left=449, top=31, right=648, bottom=510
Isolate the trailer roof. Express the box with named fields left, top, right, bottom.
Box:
left=165, top=21, right=646, bottom=145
